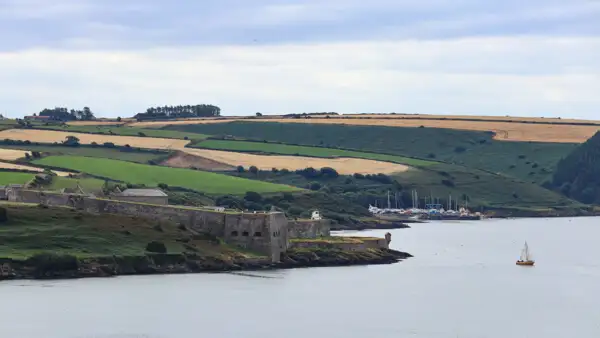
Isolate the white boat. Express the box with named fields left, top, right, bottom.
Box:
left=516, top=241, right=535, bottom=266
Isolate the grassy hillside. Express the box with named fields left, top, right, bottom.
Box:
left=33, top=156, right=302, bottom=194
left=550, top=131, right=600, bottom=204
left=3, top=144, right=170, bottom=164
left=0, top=203, right=249, bottom=259
left=193, top=139, right=434, bottom=167
left=166, top=122, right=577, bottom=184
left=44, top=176, right=106, bottom=192
left=0, top=171, right=35, bottom=185
left=31, top=124, right=207, bottom=140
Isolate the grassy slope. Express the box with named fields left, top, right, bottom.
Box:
left=194, top=139, right=434, bottom=166
left=33, top=156, right=302, bottom=194
left=45, top=176, right=106, bottom=192
left=0, top=203, right=250, bottom=259
left=31, top=124, right=208, bottom=140
left=4, top=144, right=168, bottom=163
left=169, top=122, right=577, bottom=184
left=0, top=171, right=35, bottom=185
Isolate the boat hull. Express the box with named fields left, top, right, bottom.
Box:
left=516, top=260, right=535, bottom=266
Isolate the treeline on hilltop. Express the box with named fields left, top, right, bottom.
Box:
left=134, top=104, right=221, bottom=121
left=38, top=107, right=95, bottom=121
left=550, top=131, right=600, bottom=204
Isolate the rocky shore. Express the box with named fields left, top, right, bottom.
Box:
left=0, top=248, right=412, bottom=281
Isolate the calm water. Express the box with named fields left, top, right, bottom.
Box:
left=1, top=217, right=599, bottom=338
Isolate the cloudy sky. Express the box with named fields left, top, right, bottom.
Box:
left=0, top=0, right=598, bottom=118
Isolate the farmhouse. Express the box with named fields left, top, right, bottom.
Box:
left=110, top=188, right=169, bottom=205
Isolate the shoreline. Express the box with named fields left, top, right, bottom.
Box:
left=0, top=248, right=412, bottom=282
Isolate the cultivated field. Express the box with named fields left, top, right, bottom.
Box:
left=183, top=148, right=411, bottom=175
left=239, top=119, right=599, bottom=143
left=37, top=124, right=207, bottom=140
left=0, top=148, right=28, bottom=161
left=194, top=140, right=434, bottom=167
left=341, top=114, right=600, bottom=125
left=0, top=129, right=189, bottom=150
left=33, top=156, right=302, bottom=194
left=127, top=116, right=599, bottom=143
left=0, top=171, right=36, bottom=185
left=0, top=162, right=73, bottom=176
left=2, top=144, right=168, bottom=164
left=161, top=151, right=234, bottom=171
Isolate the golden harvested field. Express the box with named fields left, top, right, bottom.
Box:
left=0, top=161, right=73, bottom=176
left=0, top=149, right=29, bottom=161
left=129, top=118, right=239, bottom=128
left=238, top=118, right=599, bottom=143
left=182, top=148, right=410, bottom=175
left=0, top=129, right=189, bottom=150
left=67, top=121, right=125, bottom=126
left=341, top=114, right=600, bottom=125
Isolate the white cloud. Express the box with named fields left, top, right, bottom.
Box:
left=0, top=36, right=598, bottom=118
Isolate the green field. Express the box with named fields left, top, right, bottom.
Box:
left=33, top=156, right=302, bottom=194
left=33, top=124, right=208, bottom=140
left=44, top=176, right=106, bottom=192
left=194, top=139, right=434, bottom=167
left=0, top=171, right=35, bottom=185
left=0, top=203, right=250, bottom=259
left=168, top=122, right=577, bottom=184
left=4, top=144, right=169, bottom=163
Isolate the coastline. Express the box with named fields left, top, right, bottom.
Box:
left=0, top=248, right=412, bottom=282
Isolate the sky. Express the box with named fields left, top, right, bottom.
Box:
left=0, top=0, right=598, bottom=118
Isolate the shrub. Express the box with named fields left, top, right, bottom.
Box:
left=244, top=191, right=262, bottom=203
left=146, top=241, right=167, bottom=254
left=309, top=182, right=322, bottom=191
left=184, top=136, right=189, bottom=140
left=0, top=207, right=7, bottom=222
left=103, top=142, right=116, bottom=148
left=25, top=153, right=31, bottom=160
left=138, top=132, right=147, bottom=137
left=320, top=167, right=339, bottom=179
left=441, top=179, right=455, bottom=187
left=271, top=167, right=279, bottom=173
left=249, top=166, right=259, bottom=174
left=454, top=146, right=467, bottom=153
left=427, top=153, right=436, bottom=159
left=236, top=165, right=245, bottom=173
left=353, top=173, right=365, bottom=179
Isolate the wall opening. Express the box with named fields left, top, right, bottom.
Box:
left=242, top=231, right=249, bottom=236
left=231, top=231, right=239, bottom=236
left=254, top=232, right=262, bottom=237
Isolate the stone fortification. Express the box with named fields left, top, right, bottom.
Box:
left=3, top=187, right=288, bottom=262
left=287, top=219, right=331, bottom=239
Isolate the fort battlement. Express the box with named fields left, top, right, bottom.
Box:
left=1, top=186, right=330, bottom=262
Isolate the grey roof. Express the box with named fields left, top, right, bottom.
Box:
left=120, top=188, right=167, bottom=197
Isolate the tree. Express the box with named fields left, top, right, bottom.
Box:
left=146, top=241, right=167, bottom=254
left=309, top=182, right=322, bottom=191
left=236, top=166, right=245, bottom=173
left=320, top=167, right=339, bottom=179
left=63, top=136, right=80, bottom=147
left=256, top=112, right=263, bottom=117
left=249, top=166, right=259, bottom=174
left=116, top=117, right=122, bottom=122
left=244, top=191, right=262, bottom=203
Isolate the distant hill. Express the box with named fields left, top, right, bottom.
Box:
left=551, top=131, right=600, bottom=204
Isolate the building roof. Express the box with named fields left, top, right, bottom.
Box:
left=120, top=188, right=168, bottom=197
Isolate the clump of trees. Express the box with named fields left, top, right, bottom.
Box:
left=134, top=104, right=221, bottom=121
left=39, top=107, right=95, bottom=121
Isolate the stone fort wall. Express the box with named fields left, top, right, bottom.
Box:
left=6, top=188, right=288, bottom=262
left=288, top=219, right=331, bottom=239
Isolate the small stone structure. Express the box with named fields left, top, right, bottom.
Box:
left=287, top=219, right=330, bottom=239
left=110, top=188, right=169, bottom=205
